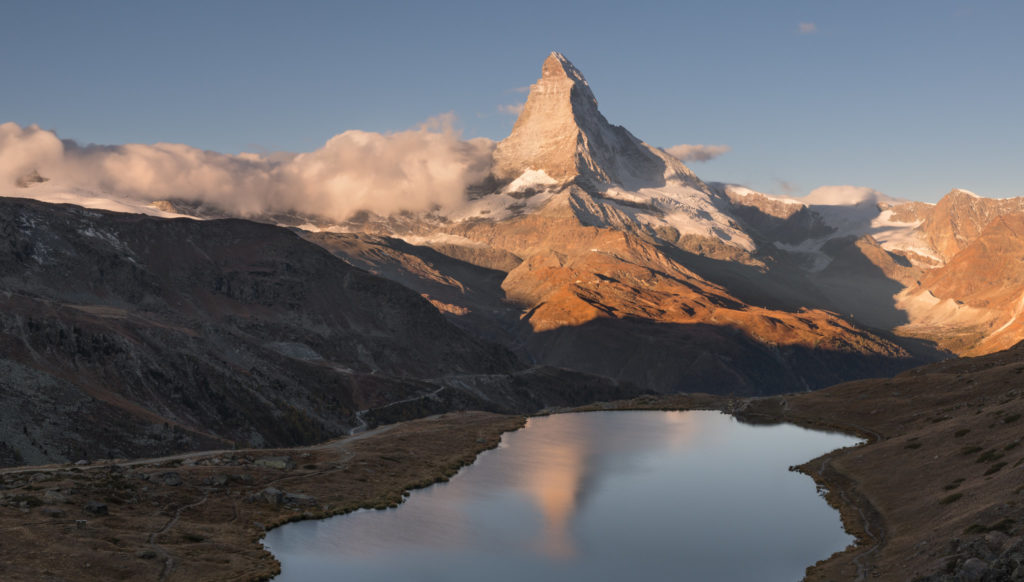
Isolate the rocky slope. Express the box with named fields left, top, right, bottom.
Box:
left=0, top=197, right=637, bottom=467
left=11, top=52, right=1024, bottom=399
left=713, top=183, right=1024, bottom=357
left=918, top=189, right=1024, bottom=262
left=731, top=340, right=1024, bottom=582
left=299, top=54, right=936, bottom=393
left=591, top=339, right=1024, bottom=582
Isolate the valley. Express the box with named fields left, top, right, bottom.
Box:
left=2, top=344, right=1023, bottom=581
left=1, top=47, right=1023, bottom=582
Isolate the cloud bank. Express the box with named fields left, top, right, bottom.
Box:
left=0, top=116, right=495, bottom=221
left=665, top=144, right=731, bottom=163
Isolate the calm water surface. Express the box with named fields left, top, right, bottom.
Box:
left=263, top=411, right=860, bottom=581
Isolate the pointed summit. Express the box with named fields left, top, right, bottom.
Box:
left=539, top=52, right=599, bottom=113
left=492, top=52, right=694, bottom=189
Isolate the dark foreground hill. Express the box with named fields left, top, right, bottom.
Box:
left=0, top=198, right=635, bottom=466
left=2, top=340, right=1022, bottom=581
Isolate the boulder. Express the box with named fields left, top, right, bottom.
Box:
left=958, top=558, right=988, bottom=582
left=259, top=487, right=285, bottom=505
left=255, top=456, right=295, bottom=470
left=158, top=472, right=183, bottom=486
left=83, top=501, right=108, bottom=516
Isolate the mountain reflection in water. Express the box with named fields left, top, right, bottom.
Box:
left=519, top=410, right=706, bottom=558
left=263, top=411, right=858, bottom=582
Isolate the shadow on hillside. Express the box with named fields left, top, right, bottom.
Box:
left=523, top=317, right=947, bottom=397
left=657, top=238, right=914, bottom=330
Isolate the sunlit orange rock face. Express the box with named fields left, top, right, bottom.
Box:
left=304, top=53, right=934, bottom=394
left=441, top=189, right=910, bottom=394
left=491, top=52, right=692, bottom=189
left=911, top=214, right=1024, bottom=355
left=918, top=189, right=1024, bottom=262
left=460, top=190, right=905, bottom=341
left=887, top=191, right=1024, bottom=355
left=473, top=55, right=912, bottom=388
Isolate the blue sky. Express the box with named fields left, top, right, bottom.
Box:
left=2, top=0, right=1022, bottom=201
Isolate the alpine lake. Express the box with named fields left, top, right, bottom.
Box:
left=263, top=410, right=861, bottom=582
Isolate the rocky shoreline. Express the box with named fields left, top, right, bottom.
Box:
left=3, top=342, right=1024, bottom=581
left=0, top=412, right=525, bottom=582
left=571, top=354, right=1024, bottom=582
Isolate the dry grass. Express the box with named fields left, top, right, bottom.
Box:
left=0, top=412, right=524, bottom=582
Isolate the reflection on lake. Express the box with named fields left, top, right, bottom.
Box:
left=263, top=411, right=860, bottom=582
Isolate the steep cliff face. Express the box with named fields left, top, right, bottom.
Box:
left=6, top=53, right=1024, bottom=370
left=893, top=213, right=1024, bottom=354
left=299, top=53, right=936, bottom=394
left=918, top=189, right=1024, bottom=262
left=3, top=52, right=975, bottom=417
left=706, top=183, right=1024, bottom=356
left=491, top=52, right=692, bottom=190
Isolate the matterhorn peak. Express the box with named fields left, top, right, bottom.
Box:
left=539, top=52, right=599, bottom=110
left=492, top=52, right=696, bottom=190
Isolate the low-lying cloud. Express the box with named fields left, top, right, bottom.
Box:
left=802, top=185, right=893, bottom=206
left=664, top=144, right=731, bottom=163
left=0, top=115, right=495, bottom=221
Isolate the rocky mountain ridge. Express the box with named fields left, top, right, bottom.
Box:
left=706, top=182, right=1024, bottom=355
left=0, top=197, right=638, bottom=467
left=5, top=52, right=1023, bottom=433
left=289, top=54, right=944, bottom=393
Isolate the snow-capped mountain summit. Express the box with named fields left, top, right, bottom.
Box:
left=0, top=52, right=968, bottom=395
left=480, top=52, right=752, bottom=252
left=301, top=53, right=930, bottom=394
left=493, top=52, right=696, bottom=190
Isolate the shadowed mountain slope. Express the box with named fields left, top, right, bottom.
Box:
left=302, top=54, right=940, bottom=393
left=0, top=198, right=637, bottom=466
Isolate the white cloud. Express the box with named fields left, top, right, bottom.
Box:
left=799, top=22, right=817, bottom=34
left=0, top=116, right=495, bottom=221
left=498, top=103, right=525, bottom=115
left=802, top=185, right=893, bottom=206
left=664, top=144, right=731, bottom=163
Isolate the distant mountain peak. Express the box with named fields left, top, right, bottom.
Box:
left=948, top=187, right=980, bottom=199
left=492, top=52, right=693, bottom=190
left=539, top=52, right=598, bottom=109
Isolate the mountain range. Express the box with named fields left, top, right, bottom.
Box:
left=3, top=52, right=1024, bottom=465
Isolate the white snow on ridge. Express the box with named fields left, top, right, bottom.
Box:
left=952, top=188, right=980, bottom=198
left=399, top=233, right=485, bottom=248
left=600, top=181, right=756, bottom=252
left=735, top=183, right=939, bottom=270
left=444, top=187, right=559, bottom=223
left=724, top=184, right=803, bottom=206
left=870, top=210, right=942, bottom=264
left=503, top=169, right=557, bottom=193
left=1, top=182, right=194, bottom=219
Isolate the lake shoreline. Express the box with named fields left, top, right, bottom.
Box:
left=0, top=412, right=527, bottom=582
left=562, top=395, right=884, bottom=580
left=0, top=394, right=874, bottom=582
left=3, top=357, right=1023, bottom=581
